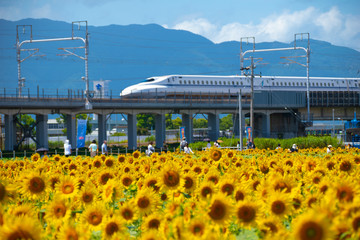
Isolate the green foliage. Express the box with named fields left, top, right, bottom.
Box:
left=220, top=114, right=233, bottom=131
left=137, top=114, right=155, bottom=131
left=172, top=117, right=182, bottom=130
left=111, top=132, right=126, bottom=136
left=144, top=135, right=156, bottom=143
left=193, top=118, right=208, bottom=128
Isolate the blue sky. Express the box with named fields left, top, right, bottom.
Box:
left=0, top=0, right=360, bottom=50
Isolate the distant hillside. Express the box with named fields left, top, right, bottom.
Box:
left=0, top=18, right=359, bottom=93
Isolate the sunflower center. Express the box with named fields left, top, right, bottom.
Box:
left=94, top=161, right=102, bottom=168
left=237, top=206, right=255, bottom=222
left=337, top=187, right=354, bottom=202
left=221, top=184, right=234, bottom=195
left=122, top=209, right=133, bottom=220
left=353, top=217, right=360, bottom=231
left=201, top=187, right=212, bottom=198
left=208, top=200, right=226, bottom=220
left=62, top=183, right=75, bottom=194
left=29, top=177, right=45, bottom=193
left=161, top=193, right=167, bottom=201
left=271, top=200, right=286, bottom=215
left=65, top=229, right=78, bottom=240
left=264, top=222, right=278, bottom=233
left=54, top=204, right=67, bottom=218
left=89, top=212, right=102, bottom=226
left=8, top=230, right=34, bottom=240
left=148, top=219, right=160, bottom=229
left=300, top=221, right=323, bottom=240
left=147, top=180, right=159, bottom=191
left=163, top=170, right=180, bottom=187
left=191, top=224, right=204, bottom=235
left=0, top=183, right=6, bottom=201
left=235, top=191, right=245, bottom=201
left=100, top=173, right=112, bottom=185
left=122, top=177, right=132, bottom=186
left=184, top=177, right=194, bottom=189
left=137, top=197, right=150, bottom=208
left=293, top=198, right=301, bottom=209
left=208, top=176, right=219, bottom=184
left=340, top=161, right=351, bottom=171
left=82, top=193, right=93, bottom=203
left=105, top=222, right=119, bottom=236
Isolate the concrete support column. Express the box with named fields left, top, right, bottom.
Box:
left=182, top=113, right=193, bottom=143
left=208, top=113, right=219, bottom=141
left=66, top=114, right=76, bottom=149
left=128, top=114, right=137, bottom=150
left=36, top=114, right=48, bottom=149
left=98, top=114, right=107, bottom=146
left=5, top=114, right=16, bottom=151
left=155, top=114, right=166, bottom=148
left=265, top=113, right=271, bottom=138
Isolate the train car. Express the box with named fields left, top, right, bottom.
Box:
left=120, top=75, right=360, bottom=97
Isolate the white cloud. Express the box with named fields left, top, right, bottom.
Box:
left=31, top=4, right=52, bottom=19
left=170, top=7, right=360, bottom=51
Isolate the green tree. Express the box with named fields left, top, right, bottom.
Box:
left=137, top=114, right=155, bottom=135
left=165, top=114, right=174, bottom=129
left=193, top=118, right=208, bottom=128
left=172, top=117, right=182, bottom=129
left=219, top=114, right=233, bottom=131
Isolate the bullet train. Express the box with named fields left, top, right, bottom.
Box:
left=120, top=75, right=360, bottom=97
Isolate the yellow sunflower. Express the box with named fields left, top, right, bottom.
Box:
left=135, top=187, right=160, bottom=216
left=119, top=200, right=138, bottom=223
left=142, top=213, right=163, bottom=232
left=0, top=215, right=42, bottom=240
left=182, top=172, right=198, bottom=194
left=143, top=175, right=160, bottom=192
left=185, top=217, right=210, bottom=239
left=102, top=178, right=122, bottom=203
left=18, top=171, right=48, bottom=200
left=57, top=221, right=89, bottom=240
left=45, top=199, right=72, bottom=225
left=218, top=177, right=236, bottom=196
left=235, top=200, right=259, bottom=228
left=101, top=215, right=126, bottom=240
left=157, top=163, right=184, bottom=193
left=266, top=190, right=293, bottom=219
left=120, top=173, right=134, bottom=189
left=292, top=210, right=332, bottom=240
left=55, top=175, right=79, bottom=199
left=210, top=148, right=222, bottom=161
left=82, top=202, right=106, bottom=230
left=206, top=193, right=234, bottom=227
left=196, top=181, right=217, bottom=201
left=77, top=182, right=98, bottom=207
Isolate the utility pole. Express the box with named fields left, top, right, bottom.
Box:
left=239, top=89, right=243, bottom=150
left=250, top=56, right=254, bottom=133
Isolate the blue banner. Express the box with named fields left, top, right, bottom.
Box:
left=246, top=126, right=252, bottom=141
left=180, top=127, right=185, bottom=140
left=77, top=119, right=87, bottom=148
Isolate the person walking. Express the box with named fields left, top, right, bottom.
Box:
left=184, top=143, right=194, bottom=154
left=180, top=137, right=187, bottom=152
left=89, top=140, right=98, bottom=157
left=147, top=142, right=155, bottom=156
left=64, top=139, right=72, bottom=157
left=101, top=140, right=108, bottom=155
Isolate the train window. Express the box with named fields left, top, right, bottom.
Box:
left=332, top=83, right=334, bottom=86
left=206, top=81, right=208, bottom=84
left=215, top=81, right=217, bottom=85
left=210, top=81, right=213, bottom=85
left=272, top=82, right=274, bottom=86
left=168, top=79, right=170, bottom=82
left=316, top=83, right=318, bottom=86
left=280, top=82, right=283, bottom=86
left=232, top=81, right=234, bottom=85
left=193, top=80, right=196, bottom=84
left=296, top=82, right=299, bottom=86
left=179, top=80, right=182, bottom=84
left=284, top=82, right=287, bottom=86
left=320, top=83, right=322, bottom=86
left=201, top=81, right=204, bottom=84
left=197, top=81, right=200, bottom=84
left=293, top=82, right=295, bottom=86
left=240, top=82, right=243, bottom=85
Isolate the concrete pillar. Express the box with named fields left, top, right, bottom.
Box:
left=5, top=114, right=16, bottom=151
left=128, top=114, right=137, bottom=150
left=265, top=113, right=271, bottom=138
left=98, top=114, right=107, bottom=146
left=182, top=113, right=193, bottom=143
left=208, top=113, right=219, bottom=141
left=36, top=114, right=48, bottom=149
left=66, top=114, right=76, bottom=149
left=155, top=114, right=166, bottom=148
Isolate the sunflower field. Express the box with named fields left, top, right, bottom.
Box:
left=0, top=147, right=359, bottom=239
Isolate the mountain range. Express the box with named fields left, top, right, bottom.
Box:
left=0, top=18, right=359, bottom=93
